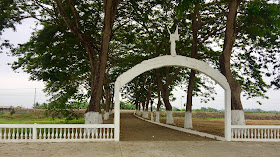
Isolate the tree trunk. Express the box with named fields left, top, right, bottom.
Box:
left=104, top=84, right=111, bottom=120
left=85, top=0, right=120, bottom=124
left=156, top=76, right=162, bottom=112
left=141, top=101, right=145, bottom=117
left=186, top=70, right=196, bottom=112
left=144, top=85, right=152, bottom=119
left=184, top=4, right=200, bottom=128
left=156, top=68, right=176, bottom=125
left=145, top=86, right=152, bottom=111
left=87, top=0, right=120, bottom=111
left=156, top=82, right=161, bottom=123
left=109, top=92, right=114, bottom=115
left=161, top=85, right=174, bottom=124
left=220, top=0, right=245, bottom=125
left=135, top=101, right=140, bottom=116
left=185, top=70, right=195, bottom=129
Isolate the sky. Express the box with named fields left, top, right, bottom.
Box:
left=0, top=19, right=279, bottom=111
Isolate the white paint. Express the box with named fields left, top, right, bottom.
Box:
left=231, top=110, right=245, bottom=125
left=184, top=111, right=193, bottom=129
left=231, top=125, right=280, bottom=141
left=151, top=112, right=154, bottom=122
left=156, top=111, right=160, bottom=123
left=114, top=55, right=232, bottom=141
left=142, top=111, right=148, bottom=119
left=98, top=113, right=103, bottom=124
left=104, top=111, right=110, bottom=120
left=109, top=109, right=113, bottom=115
left=167, top=26, right=179, bottom=56
left=136, top=109, right=141, bottom=116
left=166, top=111, right=175, bottom=125
left=85, top=112, right=99, bottom=124
left=0, top=123, right=115, bottom=142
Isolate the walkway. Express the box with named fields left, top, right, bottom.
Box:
left=120, top=111, right=212, bottom=141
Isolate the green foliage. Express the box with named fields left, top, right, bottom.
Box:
left=194, top=107, right=220, bottom=112
left=33, top=102, right=48, bottom=109
left=231, top=0, right=280, bottom=99
left=10, top=109, right=15, bottom=115
left=244, top=108, right=280, bottom=114
left=120, top=101, right=136, bottom=110
left=1, top=0, right=279, bottom=114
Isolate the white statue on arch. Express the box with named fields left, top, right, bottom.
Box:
left=167, top=25, right=179, bottom=56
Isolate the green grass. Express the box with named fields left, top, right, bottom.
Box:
left=0, top=112, right=84, bottom=124
left=0, top=118, right=85, bottom=124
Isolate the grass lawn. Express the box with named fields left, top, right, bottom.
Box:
left=0, top=110, right=84, bottom=124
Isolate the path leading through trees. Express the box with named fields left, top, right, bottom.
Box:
left=120, top=110, right=212, bottom=141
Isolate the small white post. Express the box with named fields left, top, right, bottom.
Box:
left=33, top=123, right=37, bottom=140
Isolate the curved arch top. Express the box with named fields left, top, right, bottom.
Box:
left=114, top=55, right=231, bottom=141
left=116, top=55, right=230, bottom=90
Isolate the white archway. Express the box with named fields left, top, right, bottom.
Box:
left=114, top=55, right=231, bottom=141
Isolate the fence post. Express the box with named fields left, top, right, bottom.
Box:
left=33, top=123, right=37, bottom=140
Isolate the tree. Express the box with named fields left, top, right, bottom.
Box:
left=1, top=0, right=120, bottom=123
left=53, top=0, right=120, bottom=123
left=176, top=0, right=225, bottom=128
left=220, top=0, right=280, bottom=124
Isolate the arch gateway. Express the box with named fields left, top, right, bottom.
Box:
left=113, top=55, right=232, bottom=141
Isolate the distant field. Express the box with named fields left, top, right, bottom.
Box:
left=0, top=109, right=85, bottom=124
left=157, top=111, right=280, bottom=137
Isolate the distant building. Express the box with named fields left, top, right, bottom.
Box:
left=0, top=106, right=14, bottom=112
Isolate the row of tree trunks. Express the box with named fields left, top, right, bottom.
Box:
left=143, top=85, right=152, bottom=119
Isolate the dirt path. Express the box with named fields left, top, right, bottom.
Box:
left=120, top=111, right=213, bottom=141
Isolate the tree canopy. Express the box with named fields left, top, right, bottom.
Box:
left=0, top=0, right=279, bottom=120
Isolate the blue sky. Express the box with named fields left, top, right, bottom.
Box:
left=0, top=19, right=279, bottom=110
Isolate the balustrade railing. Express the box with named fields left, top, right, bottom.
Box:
left=231, top=125, right=280, bottom=141
left=0, top=124, right=114, bottom=142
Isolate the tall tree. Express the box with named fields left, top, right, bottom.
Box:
left=177, top=0, right=225, bottom=128
left=220, top=0, right=280, bottom=124
left=1, top=0, right=120, bottom=123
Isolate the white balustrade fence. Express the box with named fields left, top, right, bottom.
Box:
left=0, top=124, right=114, bottom=142
left=231, top=125, right=280, bottom=142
